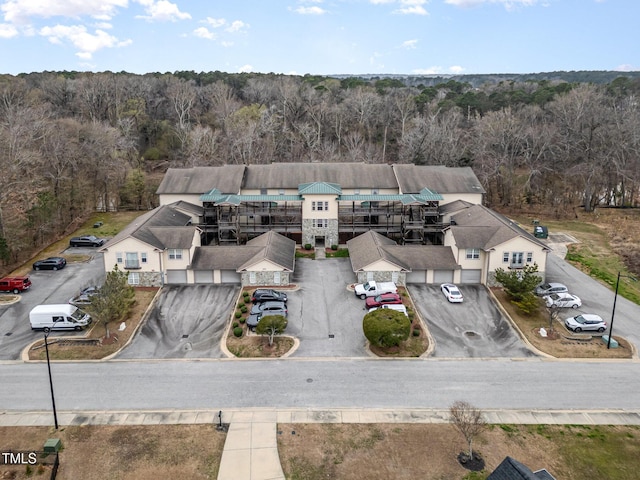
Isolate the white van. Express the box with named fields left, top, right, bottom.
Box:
left=29, top=304, right=92, bottom=332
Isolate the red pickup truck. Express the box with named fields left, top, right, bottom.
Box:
left=0, top=276, right=32, bottom=294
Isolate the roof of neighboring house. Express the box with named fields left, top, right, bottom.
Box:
left=347, top=231, right=459, bottom=272
left=243, top=163, right=399, bottom=190
left=439, top=199, right=475, bottom=214
left=190, top=231, right=296, bottom=272
left=449, top=204, right=549, bottom=251
left=487, top=456, right=556, bottom=480
left=156, top=165, right=246, bottom=195
left=298, top=182, right=342, bottom=195
left=393, top=164, right=486, bottom=195
left=148, top=226, right=196, bottom=250
left=100, top=205, right=193, bottom=251
left=170, top=200, right=204, bottom=216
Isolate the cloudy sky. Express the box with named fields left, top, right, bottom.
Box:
left=0, top=0, right=637, bottom=75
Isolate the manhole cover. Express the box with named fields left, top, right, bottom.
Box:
left=306, top=378, right=313, bottom=383
left=183, top=342, right=193, bottom=351
left=464, top=331, right=479, bottom=337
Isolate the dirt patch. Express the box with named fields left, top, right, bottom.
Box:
left=227, top=334, right=295, bottom=357
left=0, top=424, right=226, bottom=480
left=27, top=288, right=158, bottom=361
left=492, top=288, right=632, bottom=358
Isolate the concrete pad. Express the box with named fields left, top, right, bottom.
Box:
left=309, top=410, right=341, bottom=423
left=194, top=411, right=217, bottom=424
left=120, top=413, right=147, bottom=425
left=340, top=410, right=361, bottom=423
left=177, top=411, right=200, bottom=424
left=225, top=422, right=252, bottom=450
left=251, top=423, right=277, bottom=449
left=251, top=411, right=278, bottom=423
left=251, top=447, right=285, bottom=480
left=275, top=411, right=293, bottom=424
left=218, top=448, right=251, bottom=480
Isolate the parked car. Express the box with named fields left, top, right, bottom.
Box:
left=544, top=292, right=582, bottom=309
left=365, top=293, right=403, bottom=309
left=440, top=283, right=464, bottom=303
left=0, top=276, right=32, bottom=294
left=33, top=257, right=67, bottom=271
left=535, top=282, right=568, bottom=296
left=69, top=286, right=100, bottom=306
left=251, top=288, right=287, bottom=303
left=368, top=304, right=409, bottom=317
left=249, top=301, right=288, bottom=317
left=246, top=311, right=288, bottom=331
left=564, top=314, right=607, bottom=333
left=69, top=235, right=106, bottom=247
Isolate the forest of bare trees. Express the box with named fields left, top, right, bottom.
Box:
left=1, top=71, right=639, bottom=267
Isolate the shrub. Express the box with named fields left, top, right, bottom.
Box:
left=235, top=311, right=242, bottom=319
left=408, top=312, right=415, bottom=321
left=331, top=244, right=338, bottom=250
left=363, top=309, right=411, bottom=348
left=304, top=243, right=312, bottom=250
left=238, top=302, right=245, bottom=308
left=413, top=328, right=420, bottom=337
left=233, top=327, right=243, bottom=337
left=233, top=321, right=239, bottom=328
left=239, top=318, right=246, bottom=324
left=240, top=305, right=248, bottom=313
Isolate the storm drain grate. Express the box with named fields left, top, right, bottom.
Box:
left=464, top=331, right=479, bottom=337
left=5, top=332, right=12, bottom=336
left=182, top=334, right=189, bottom=339
left=328, top=334, right=335, bottom=338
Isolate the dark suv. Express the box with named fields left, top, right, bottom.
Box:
left=33, top=257, right=67, bottom=271
left=70, top=235, right=106, bottom=247
left=251, top=289, right=288, bottom=303
left=250, top=301, right=288, bottom=317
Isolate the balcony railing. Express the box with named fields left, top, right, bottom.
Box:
left=124, top=261, right=140, bottom=269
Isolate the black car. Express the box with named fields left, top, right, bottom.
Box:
left=249, top=301, right=288, bottom=317
left=251, top=288, right=288, bottom=303
left=33, top=257, right=67, bottom=271
left=69, top=286, right=100, bottom=306
left=69, top=235, right=106, bottom=247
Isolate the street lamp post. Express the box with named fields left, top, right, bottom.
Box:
left=43, top=330, right=59, bottom=429
left=608, top=272, right=637, bottom=350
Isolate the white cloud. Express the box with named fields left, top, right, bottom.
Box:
left=226, top=20, right=248, bottom=33
left=0, top=22, right=18, bottom=38
left=203, top=17, right=226, bottom=28
left=445, top=0, right=539, bottom=8
left=193, top=27, right=216, bottom=40
left=394, top=1, right=429, bottom=15
left=1, top=0, right=128, bottom=24
left=412, top=66, right=443, bottom=74
left=135, top=0, right=191, bottom=22
left=402, top=39, right=418, bottom=49
left=94, top=22, right=113, bottom=29
left=449, top=65, right=465, bottom=73
left=614, top=64, right=637, bottom=72
left=238, top=64, right=253, bottom=73
left=39, top=24, right=131, bottom=59
left=293, top=6, right=327, bottom=14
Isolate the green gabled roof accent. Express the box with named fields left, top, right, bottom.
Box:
left=215, top=194, right=303, bottom=205
left=200, top=188, right=224, bottom=202
left=337, top=192, right=443, bottom=204
left=298, top=182, right=342, bottom=195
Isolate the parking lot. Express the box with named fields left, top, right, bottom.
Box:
left=286, top=258, right=368, bottom=357
left=116, top=284, right=239, bottom=359
left=0, top=249, right=105, bottom=360
left=408, top=284, right=536, bottom=358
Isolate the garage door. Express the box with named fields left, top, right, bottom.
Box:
left=460, top=269, right=482, bottom=284
left=166, top=269, right=188, bottom=284
left=194, top=270, right=213, bottom=284
left=221, top=270, right=242, bottom=284
left=433, top=270, right=454, bottom=284
left=406, top=270, right=426, bottom=284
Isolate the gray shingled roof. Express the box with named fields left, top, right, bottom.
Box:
left=450, top=204, right=548, bottom=250
left=190, top=232, right=295, bottom=272
left=487, top=456, right=556, bottom=480
left=101, top=205, right=193, bottom=250
left=439, top=199, right=475, bottom=214
left=170, top=200, right=204, bottom=216
left=148, top=226, right=196, bottom=249
left=156, top=165, right=245, bottom=195
left=347, top=231, right=459, bottom=272
left=243, top=163, right=398, bottom=190
left=393, top=164, right=485, bottom=194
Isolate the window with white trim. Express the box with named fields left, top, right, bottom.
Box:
left=317, top=201, right=323, bottom=211
left=116, top=252, right=123, bottom=264
left=273, top=271, right=281, bottom=284
left=324, top=201, right=329, bottom=211
left=168, top=249, right=183, bottom=260
left=312, top=219, right=328, bottom=228
left=526, top=252, right=533, bottom=263
left=141, top=252, right=147, bottom=264
left=466, top=248, right=480, bottom=259
left=278, top=189, right=285, bottom=195
left=249, top=272, right=256, bottom=284
left=128, top=272, right=140, bottom=285
left=311, top=201, right=316, bottom=211
left=503, top=252, right=509, bottom=263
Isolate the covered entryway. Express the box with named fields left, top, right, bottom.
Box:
left=194, top=270, right=213, bottom=284
left=406, top=270, right=426, bottom=284
left=166, top=269, right=188, bottom=284
left=433, top=270, right=454, bottom=284
left=460, top=269, right=482, bottom=284
left=220, top=269, right=242, bottom=284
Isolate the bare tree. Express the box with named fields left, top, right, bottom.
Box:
left=449, top=400, right=487, bottom=461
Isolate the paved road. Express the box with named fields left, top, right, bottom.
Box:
left=409, top=285, right=535, bottom=358
left=1, top=359, right=640, bottom=412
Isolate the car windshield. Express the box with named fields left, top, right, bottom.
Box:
left=70, top=309, right=85, bottom=322
left=450, top=289, right=461, bottom=296
left=574, top=315, right=587, bottom=324
left=540, top=283, right=551, bottom=290
left=549, top=293, right=560, bottom=300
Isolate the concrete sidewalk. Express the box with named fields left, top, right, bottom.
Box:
left=2, top=408, right=640, bottom=480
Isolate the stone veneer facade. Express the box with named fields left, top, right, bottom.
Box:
left=132, top=271, right=163, bottom=287
left=356, top=271, right=406, bottom=286
left=241, top=271, right=291, bottom=286
left=302, top=219, right=339, bottom=247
